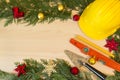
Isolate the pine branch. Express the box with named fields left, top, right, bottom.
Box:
left=0, top=70, right=17, bottom=80
left=0, top=0, right=94, bottom=26
left=0, top=59, right=99, bottom=80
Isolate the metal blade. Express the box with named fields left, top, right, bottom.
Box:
left=64, top=50, right=88, bottom=68
left=64, top=50, right=101, bottom=80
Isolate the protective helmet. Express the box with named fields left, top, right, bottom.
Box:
left=79, top=0, right=120, bottom=40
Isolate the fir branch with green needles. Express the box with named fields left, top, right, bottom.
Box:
left=0, top=59, right=100, bottom=80
left=0, top=0, right=94, bottom=26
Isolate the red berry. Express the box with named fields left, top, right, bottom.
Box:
left=70, top=67, right=79, bottom=75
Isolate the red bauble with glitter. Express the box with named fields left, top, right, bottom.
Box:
left=70, top=67, right=79, bottom=75
left=73, top=14, right=80, bottom=21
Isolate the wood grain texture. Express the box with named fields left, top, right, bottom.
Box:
left=0, top=20, right=114, bottom=75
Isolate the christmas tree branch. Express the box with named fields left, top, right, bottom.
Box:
left=0, top=0, right=94, bottom=26
left=0, top=70, right=17, bottom=80
left=0, top=59, right=99, bottom=80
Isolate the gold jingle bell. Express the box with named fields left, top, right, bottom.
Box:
left=38, top=12, right=44, bottom=20
left=78, top=0, right=120, bottom=40
left=88, top=57, right=96, bottom=65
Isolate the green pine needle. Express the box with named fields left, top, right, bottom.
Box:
left=0, top=0, right=94, bottom=26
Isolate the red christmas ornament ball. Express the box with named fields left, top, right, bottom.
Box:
left=70, top=67, right=79, bottom=75
left=73, top=14, right=80, bottom=21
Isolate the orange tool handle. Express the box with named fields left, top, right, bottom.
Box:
left=70, top=38, right=120, bottom=72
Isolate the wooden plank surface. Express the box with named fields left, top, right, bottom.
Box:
left=0, top=20, right=114, bottom=75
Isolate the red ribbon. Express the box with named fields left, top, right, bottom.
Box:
left=12, top=7, right=24, bottom=18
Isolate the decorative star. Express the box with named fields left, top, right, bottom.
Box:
left=104, top=38, right=119, bottom=52
left=42, top=60, right=56, bottom=76
left=15, top=64, right=26, bottom=77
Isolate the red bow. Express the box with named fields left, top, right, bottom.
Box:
left=12, top=7, right=24, bottom=18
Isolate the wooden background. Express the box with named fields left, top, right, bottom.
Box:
left=0, top=20, right=114, bottom=75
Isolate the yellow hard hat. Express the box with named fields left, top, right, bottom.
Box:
left=78, top=0, right=120, bottom=40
